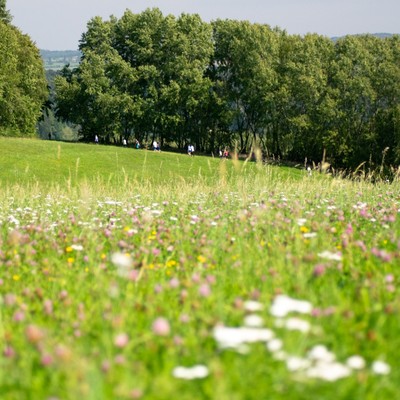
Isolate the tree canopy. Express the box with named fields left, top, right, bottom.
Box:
left=0, top=1, right=48, bottom=136
left=53, top=8, right=400, bottom=170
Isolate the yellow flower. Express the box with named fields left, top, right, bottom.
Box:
left=166, top=260, right=177, bottom=268
left=300, top=226, right=309, bottom=233
left=197, top=255, right=207, bottom=263
left=13, top=275, right=20, bottom=281
left=101, top=253, right=107, bottom=260
left=123, top=226, right=130, bottom=232
left=65, top=246, right=73, bottom=253
left=67, top=257, right=74, bottom=263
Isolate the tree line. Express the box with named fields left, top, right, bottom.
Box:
left=55, top=8, right=400, bottom=169
left=1, top=2, right=399, bottom=171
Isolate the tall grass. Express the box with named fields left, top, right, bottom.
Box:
left=0, top=137, right=399, bottom=399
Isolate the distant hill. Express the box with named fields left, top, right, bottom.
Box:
left=331, top=32, right=398, bottom=42
left=40, top=50, right=81, bottom=70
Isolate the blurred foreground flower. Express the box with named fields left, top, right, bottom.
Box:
left=111, top=252, right=133, bottom=277
left=317, top=251, right=342, bottom=261
left=213, top=326, right=274, bottom=349
left=244, top=300, right=263, bottom=312
left=270, top=295, right=313, bottom=318
left=172, top=365, right=209, bottom=380
left=346, top=355, right=366, bottom=370
left=152, top=317, right=171, bottom=336
left=305, top=361, right=351, bottom=381
left=114, top=333, right=129, bottom=348
left=372, top=360, right=391, bottom=375
left=25, top=325, right=44, bottom=344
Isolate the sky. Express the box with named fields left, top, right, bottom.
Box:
left=7, top=0, right=400, bottom=50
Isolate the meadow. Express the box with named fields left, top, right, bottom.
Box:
left=0, top=137, right=399, bottom=399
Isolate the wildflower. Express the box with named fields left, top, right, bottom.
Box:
left=307, top=345, right=336, bottom=363
left=166, top=260, right=177, bottom=268
left=199, top=284, right=211, bottom=297
left=197, top=255, right=207, bottom=263
left=278, top=317, right=311, bottom=333
left=179, top=314, right=190, bottom=324
left=317, top=251, right=342, bottom=261
left=244, top=300, right=263, bottom=312
left=114, top=333, right=129, bottom=348
left=286, top=356, right=311, bottom=371
left=313, top=264, right=325, bottom=277
left=270, top=295, right=313, bottom=318
left=43, top=299, right=53, bottom=315
left=243, top=314, right=264, bottom=327
left=71, top=244, right=83, bottom=251
left=346, top=355, right=366, bottom=370
left=385, top=274, right=394, bottom=283
left=169, top=278, right=180, bottom=289
left=13, top=310, right=25, bottom=322
left=25, top=325, right=44, bottom=344
left=54, top=344, right=72, bottom=362
left=266, top=338, right=283, bottom=353
left=4, top=293, right=17, bottom=306
left=213, top=326, right=274, bottom=349
left=3, top=346, right=15, bottom=358
left=39, top=353, right=53, bottom=367
left=111, top=252, right=132, bottom=269
left=152, top=317, right=171, bottom=336
left=372, top=360, right=391, bottom=375
left=306, top=362, right=351, bottom=381
left=172, top=365, right=209, bottom=380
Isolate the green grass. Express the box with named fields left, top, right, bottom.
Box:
left=0, top=137, right=399, bottom=400
left=0, top=137, right=305, bottom=192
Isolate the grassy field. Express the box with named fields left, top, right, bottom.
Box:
left=0, top=137, right=399, bottom=399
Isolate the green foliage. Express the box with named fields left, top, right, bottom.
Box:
left=56, top=9, right=214, bottom=148
left=52, top=7, right=400, bottom=171
left=0, top=21, right=48, bottom=137
left=0, top=0, right=11, bottom=23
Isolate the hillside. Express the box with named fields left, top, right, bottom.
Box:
left=0, top=137, right=303, bottom=188
left=40, top=49, right=81, bottom=70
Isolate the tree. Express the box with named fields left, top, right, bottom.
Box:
left=281, top=34, right=334, bottom=163
left=0, top=0, right=11, bottom=24
left=0, top=21, right=48, bottom=136
left=56, top=8, right=214, bottom=148
left=212, top=20, right=280, bottom=154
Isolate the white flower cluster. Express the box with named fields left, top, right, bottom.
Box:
left=207, top=295, right=391, bottom=382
